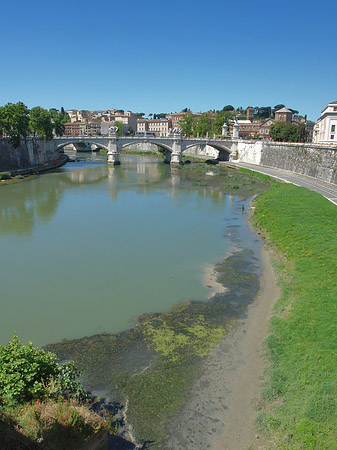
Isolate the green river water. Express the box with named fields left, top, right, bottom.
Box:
left=0, top=154, right=263, bottom=347
left=1, top=153, right=275, bottom=445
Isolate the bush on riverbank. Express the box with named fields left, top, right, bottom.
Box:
left=0, top=335, right=116, bottom=448
left=253, top=183, right=337, bottom=449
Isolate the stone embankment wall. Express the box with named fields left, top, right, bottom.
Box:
left=236, top=141, right=337, bottom=185
left=0, top=138, right=59, bottom=172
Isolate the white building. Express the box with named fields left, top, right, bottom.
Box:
left=313, top=101, right=337, bottom=144
left=137, top=118, right=172, bottom=136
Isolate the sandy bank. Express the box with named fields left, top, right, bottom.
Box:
left=203, top=263, right=228, bottom=299
left=164, top=245, right=280, bottom=450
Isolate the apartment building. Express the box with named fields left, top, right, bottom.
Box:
left=64, top=122, right=86, bottom=136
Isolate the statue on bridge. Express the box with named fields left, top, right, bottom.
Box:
left=108, top=126, right=119, bottom=137
left=172, top=127, right=182, bottom=136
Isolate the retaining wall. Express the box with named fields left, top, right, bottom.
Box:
left=0, top=138, right=58, bottom=172
left=236, top=141, right=337, bottom=185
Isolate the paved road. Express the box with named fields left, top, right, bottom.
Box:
left=228, top=162, right=337, bottom=206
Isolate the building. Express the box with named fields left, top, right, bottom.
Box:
left=112, top=111, right=138, bottom=134
left=274, top=107, right=293, bottom=123
left=137, top=118, right=172, bottom=136
left=85, top=122, right=102, bottom=136
left=313, top=101, right=337, bottom=144
left=235, top=120, right=261, bottom=138
left=66, top=110, right=84, bottom=123
left=64, top=122, right=86, bottom=136
left=259, top=119, right=275, bottom=138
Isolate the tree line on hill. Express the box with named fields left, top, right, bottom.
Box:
left=174, top=104, right=308, bottom=142
left=0, top=102, right=70, bottom=147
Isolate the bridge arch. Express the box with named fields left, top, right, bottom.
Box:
left=119, top=139, right=173, bottom=154
left=56, top=140, right=109, bottom=152
left=182, top=142, right=232, bottom=161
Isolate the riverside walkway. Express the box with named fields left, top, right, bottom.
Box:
left=229, top=162, right=337, bottom=205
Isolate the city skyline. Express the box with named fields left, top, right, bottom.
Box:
left=1, top=0, right=336, bottom=122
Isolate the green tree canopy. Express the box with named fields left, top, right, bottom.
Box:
left=273, top=104, right=285, bottom=112
left=0, top=102, right=30, bottom=147
left=222, top=105, right=234, bottom=111
left=212, top=111, right=234, bottom=135
left=193, top=113, right=213, bottom=137
left=49, top=108, right=68, bottom=136
left=113, top=121, right=124, bottom=136
left=179, top=112, right=197, bottom=136
left=269, top=122, right=307, bottom=142
left=29, top=106, right=53, bottom=140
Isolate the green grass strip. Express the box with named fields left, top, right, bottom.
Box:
left=253, top=183, right=337, bottom=449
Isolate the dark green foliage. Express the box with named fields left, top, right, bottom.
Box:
left=269, top=122, right=307, bottom=142
left=179, top=112, right=197, bottom=136
left=0, top=102, right=30, bottom=147
left=113, top=121, right=124, bottom=136
left=29, top=106, right=53, bottom=140
left=193, top=113, right=213, bottom=137
left=50, top=108, right=68, bottom=136
left=222, top=105, right=234, bottom=111
left=0, top=334, right=90, bottom=405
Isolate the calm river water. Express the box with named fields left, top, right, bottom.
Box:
left=0, top=154, right=261, bottom=346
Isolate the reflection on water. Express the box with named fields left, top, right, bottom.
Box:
left=0, top=155, right=260, bottom=346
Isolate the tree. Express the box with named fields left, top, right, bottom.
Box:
left=269, top=122, right=305, bottom=142
left=193, top=113, right=213, bottom=137
left=254, top=106, right=272, bottom=119
left=29, top=106, right=53, bottom=140
left=297, top=123, right=308, bottom=142
left=273, top=104, right=285, bottom=112
left=0, top=102, right=30, bottom=147
left=222, top=105, right=234, bottom=111
left=212, top=111, right=234, bottom=134
left=49, top=108, right=66, bottom=136
left=179, top=112, right=196, bottom=136
left=113, top=121, right=124, bottom=136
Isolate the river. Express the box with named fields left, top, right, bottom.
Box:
left=1, top=153, right=270, bottom=446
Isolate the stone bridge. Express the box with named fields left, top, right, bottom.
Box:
left=52, top=129, right=236, bottom=164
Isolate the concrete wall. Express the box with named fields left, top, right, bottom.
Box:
left=236, top=140, right=337, bottom=185
left=0, top=138, right=58, bottom=172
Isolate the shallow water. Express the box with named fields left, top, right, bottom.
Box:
left=0, top=154, right=261, bottom=347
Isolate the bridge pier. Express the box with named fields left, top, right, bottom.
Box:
left=107, top=127, right=120, bottom=165
left=170, top=129, right=183, bottom=164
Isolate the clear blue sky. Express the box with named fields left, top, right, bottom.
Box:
left=1, top=0, right=336, bottom=121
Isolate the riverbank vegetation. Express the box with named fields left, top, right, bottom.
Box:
left=0, top=102, right=69, bottom=146
left=0, top=334, right=116, bottom=449
left=252, top=183, right=337, bottom=449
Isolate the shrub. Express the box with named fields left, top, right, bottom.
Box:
left=0, top=333, right=90, bottom=405
left=0, top=172, right=11, bottom=180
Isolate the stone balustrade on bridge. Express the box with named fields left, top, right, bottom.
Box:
left=52, top=131, right=235, bottom=164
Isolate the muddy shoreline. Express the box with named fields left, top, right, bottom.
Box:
left=162, top=234, right=280, bottom=449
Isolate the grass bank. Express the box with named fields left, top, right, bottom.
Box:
left=252, top=183, right=337, bottom=449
